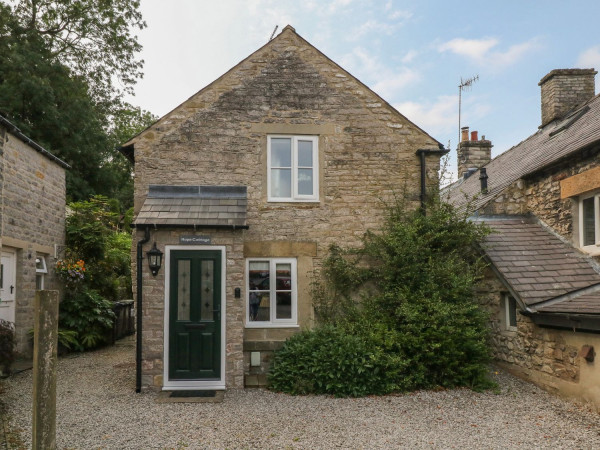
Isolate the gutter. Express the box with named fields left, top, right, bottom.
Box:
left=133, top=223, right=249, bottom=230
left=415, top=146, right=450, bottom=212
left=521, top=310, right=600, bottom=333
left=0, top=115, right=71, bottom=169
left=136, top=227, right=150, bottom=393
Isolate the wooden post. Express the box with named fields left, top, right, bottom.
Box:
left=32, top=290, right=59, bottom=450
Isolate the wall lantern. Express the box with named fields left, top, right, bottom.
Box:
left=147, top=242, right=163, bottom=276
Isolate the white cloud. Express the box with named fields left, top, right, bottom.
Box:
left=341, top=47, right=419, bottom=98
left=394, top=95, right=491, bottom=143
left=439, top=38, right=498, bottom=61
left=350, top=19, right=396, bottom=40
left=438, top=37, right=539, bottom=69
left=576, top=45, right=600, bottom=69
left=401, top=50, right=418, bottom=63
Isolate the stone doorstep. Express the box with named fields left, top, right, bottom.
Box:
left=155, top=390, right=225, bottom=404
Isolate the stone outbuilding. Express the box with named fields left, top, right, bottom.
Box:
left=446, top=68, right=600, bottom=410
left=0, top=115, right=69, bottom=355
left=121, top=25, right=445, bottom=392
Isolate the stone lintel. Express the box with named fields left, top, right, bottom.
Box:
left=244, top=240, right=317, bottom=257
left=560, top=165, right=600, bottom=199
left=249, top=122, right=336, bottom=135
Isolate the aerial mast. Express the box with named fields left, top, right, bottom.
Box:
left=458, top=75, right=479, bottom=147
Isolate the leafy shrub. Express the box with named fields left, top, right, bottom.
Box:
left=59, top=288, right=115, bottom=349
left=0, top=319, right=16, bottom=376
left=273, top=196, right=494, bottom=396
left=268, top=326, right=401, bottom=397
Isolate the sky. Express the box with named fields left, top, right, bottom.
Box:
left=125, top=0, right=600, bottom=180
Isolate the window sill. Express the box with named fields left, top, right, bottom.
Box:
left=579, top=245, right=600, bottom=256
left=245, top=323, right=300, bottom=329
left=267, top=199, right=320, bottom=203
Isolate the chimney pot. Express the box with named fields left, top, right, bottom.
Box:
left=461, top=127, right=469, bottom=142
left=471, top=131, right=478, bottom=141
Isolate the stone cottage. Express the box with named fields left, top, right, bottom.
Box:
left=446, top=69, right=600, bottom=409
left=120, top=25, right=445, bottom=392
left=0, top=114, right=68, bottom=355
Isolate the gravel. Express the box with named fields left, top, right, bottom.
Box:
left=2, top=337, right=600, bottom=449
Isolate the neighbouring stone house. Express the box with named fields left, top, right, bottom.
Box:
left=120, top=25, right=445, bottom=391
left=446, top=69, right=600, bottom=409
left=0, top=114, right=68, bottom=356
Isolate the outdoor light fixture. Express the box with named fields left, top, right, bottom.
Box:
left=147, top=242, right=163, bottom=276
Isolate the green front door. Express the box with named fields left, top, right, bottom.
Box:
left=169, top=250, right=222, bottom=380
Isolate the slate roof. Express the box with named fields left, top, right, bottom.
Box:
left=0, top=114, right=70, bottom=169
left=134, top=185, right=247, bottom=227
left=536, top=294, right=600, bottom=314
left=447, top=93, right=600, bottom=210
left=480, top=216, right=600, bottom=313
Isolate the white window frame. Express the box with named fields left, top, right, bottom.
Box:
left=245, top=258, right=298, bottom=328
left=36, top=255, right=48, bottom=290
left=504, top=294, right=518, bottom=332
left=267, top=135, right=319, bottom=202
left=578, top=190, right=600, bottom=255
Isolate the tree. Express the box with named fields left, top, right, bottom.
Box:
left=6, top=0, right=146, bottom=105
left=270, top=196, right=494, bottom=396
left=0, top=2, right=153, bottom=204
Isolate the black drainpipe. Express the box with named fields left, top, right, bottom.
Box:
left=415, top=146, right=450, bottom=213
left=136, top=227, right=150, bottom=393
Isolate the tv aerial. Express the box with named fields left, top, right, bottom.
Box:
left=458, top=75, right=479, bottom=147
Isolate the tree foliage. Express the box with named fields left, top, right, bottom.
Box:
left=7, top=0, right=145, bottom=103
left=0, top=1, right=154, bottom=204
left=269, top=196, right=494, bottom=396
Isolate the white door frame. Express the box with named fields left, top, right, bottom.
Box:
left=0, top=248, right=17, bottom=324
left=162, top=245, right=227, bottom=390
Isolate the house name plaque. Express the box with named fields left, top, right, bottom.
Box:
left=179, top=235, right=211, bottom=245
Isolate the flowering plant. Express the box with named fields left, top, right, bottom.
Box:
left=55, top=259, right=86, bottom=284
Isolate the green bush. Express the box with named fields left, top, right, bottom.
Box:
left=0, top=319, right=16, bottom=376
left=59, top=288, right=115, bottom=349
left=268, top=326, right=400, bottom=397
left=271, top=195, right=494, bottom=396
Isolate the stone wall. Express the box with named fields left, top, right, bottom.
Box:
left=478, top=269, right=600, bottom=409
left=131, top=27, right=441, bottom=389
left=1, top=131, right=66, bottom=354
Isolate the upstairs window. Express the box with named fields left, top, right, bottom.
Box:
left=579, top=191, right=600, bottom=252
left=268, top=135, right=318, bottom=202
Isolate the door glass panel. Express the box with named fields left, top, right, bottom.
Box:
left=200, top=260, right=214, bottom=321
left=177, top=260, right=191, bottom=321
left=583, top=197, right=595, bottom=246
left=271, top=169, right=291, bottom=198
left=298, top=140, right=313, bottom=166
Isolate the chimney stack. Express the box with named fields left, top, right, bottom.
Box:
left=457, top=128, right=492, bottom=179
left=539, top=68, right=597, bottom=127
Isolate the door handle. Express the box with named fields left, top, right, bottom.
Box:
left=10, top=285, right=14, bottom=294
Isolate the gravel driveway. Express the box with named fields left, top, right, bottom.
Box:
left=1, top=337, right=599, bottom=449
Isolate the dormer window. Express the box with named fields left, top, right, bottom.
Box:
left=267, top=135, right=318, bottom=202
